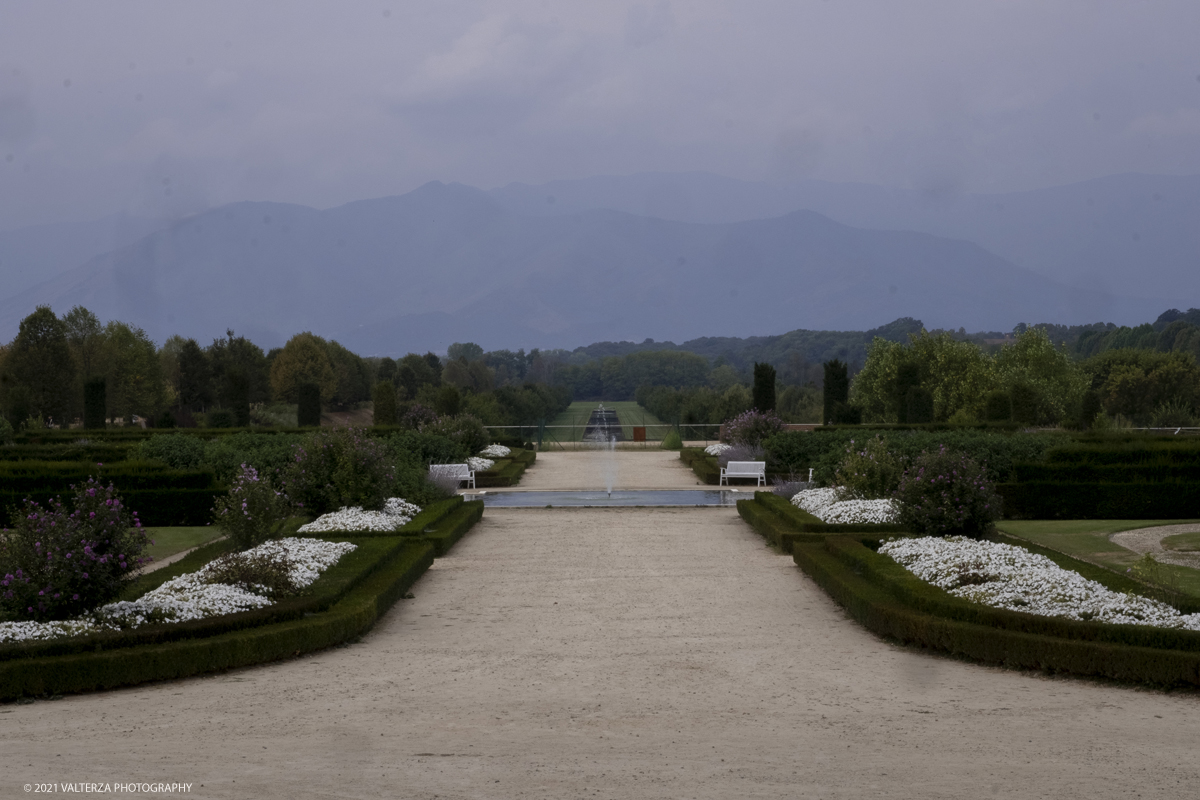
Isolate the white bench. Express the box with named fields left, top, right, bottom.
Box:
left=429, top=463, right=475, bottom=489
left=720, top=460, right=766, bottom=486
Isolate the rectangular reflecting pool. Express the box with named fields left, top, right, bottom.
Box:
left=462, top=490, right=746, bottom=507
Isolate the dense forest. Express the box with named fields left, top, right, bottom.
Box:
left=2, top=305, right=1198, bottom=432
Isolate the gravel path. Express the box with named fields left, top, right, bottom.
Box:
left=1111, top=524, right=1200, bottom=568
left=6, top=507, right=1200, bottom=799
left=506, top=448, right=704, bottom=491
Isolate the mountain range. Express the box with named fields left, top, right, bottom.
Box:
left=0, top=172, right=1190, bottom=355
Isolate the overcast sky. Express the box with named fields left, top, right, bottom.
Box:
left=2, top=0, right=1200, bottom=230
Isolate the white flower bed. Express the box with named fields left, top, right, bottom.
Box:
left=0, top=538, right=356, bottom=645
left=298, top=497, right=422, bottom=533
left=704, top=443, right=732, bottom=456
left=479, top=444, right=511, bottom=458
left=880, top=536, right=1200, bottom=631
left=466, top=456, right=494, bottom=472
left=791, top=487, right=899, bottom=525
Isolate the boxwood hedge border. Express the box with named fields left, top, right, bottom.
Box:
left=0, top=499, right=484, bottom=700
left=737, top=491, right=1200, bottom=687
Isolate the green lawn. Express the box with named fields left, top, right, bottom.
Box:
left=997, top=519, right=1200, bottom=599
left=1163, top=532, right=1200, bottom=552
left=544, top=401, right=668, bottom=444
left=142, top=526, right=224, bottom=562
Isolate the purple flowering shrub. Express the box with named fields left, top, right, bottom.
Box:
left=894, top=447, right=1001, bottom=538
left=722, top=410, right=785, bottom=447
left=0, top=479, right=150, bottom=621
left=212, top=463, right=296, bottom=550
left=285, top=427, right=395, bottom=516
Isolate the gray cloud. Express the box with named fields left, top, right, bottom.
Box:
left=2, top=0, right=1200, bottom=229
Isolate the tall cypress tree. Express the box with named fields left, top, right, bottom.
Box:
left=823, top=360, right=849, bottom=424
left=297, top=382, right=322, bottom=427
left=752, top=362, right=777, bottom=413
left=83, top=377, right=107, bottom=429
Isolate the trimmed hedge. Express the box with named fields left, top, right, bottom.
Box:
left=1, top=487, right=223, bottom=527
left=475, top=448, right=535, bottom=487
left=1011, top=462, right=1200, bottom=483
left=737, top=493, right=911, bottom=554
left=0, top=460, right=217, bottom=492
left=679, top=448, right=720, bottom=485
left=0, top=536, right=408, bottom=663
left=0, top=443, right=137, bottom=463
left=791, top=535, right=1200, bottom=686
left=0, top=494, right=486, bottom=699
left=997, top=481, right=1200, bottom=519
left=0, top=540, right=436, bottom=700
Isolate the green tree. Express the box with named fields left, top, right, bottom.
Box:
left=99, top=321, right=165, bottom=422
left=270, top=332, right=337, bottom=403
left=177, top=338, right=213, bottom=411
left=447, top=342, right=484, bottom=362
left=4, top=306, right=76, bottom=425
left=994, top=329, right=1086, bottom=425
left=823, top=359, right=850, bottom=424
left=373, top=381, right=397, bottom=426
left=752, top=362, right=777, bottom=412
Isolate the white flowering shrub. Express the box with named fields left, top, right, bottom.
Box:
left=0, top=538, right=356, bottom=644
left=791, top=487, right=899, bottom=524
left=704, top=443, right=732, bottom=456
left=466, top=456, right=494, bottom=472
left=479, top=444, right=511, bottom=458
left=297, top=497, right=422, bottom=533
left=880, top=536, right=1200, bottom=631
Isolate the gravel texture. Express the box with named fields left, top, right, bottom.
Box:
left=1111, top=523, right=1200, bottom=569
left=503, top=448, right=704, bottom=491
left=5, top=507, right=1200, bottom=798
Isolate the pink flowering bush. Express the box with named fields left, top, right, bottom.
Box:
left=0, top=479, right=150, bottom=622
left=722, top=410, right=785, bottom=447
left=285, top=427, right=395, bottom=516
left=213, top=463, right=295, bottom=550
left=894, top=447, right=1001, bottom=538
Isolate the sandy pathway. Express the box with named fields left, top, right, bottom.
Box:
left=5, top=507, right=1200, bottom=799
left=506, top=448, right=703, bottom=491
left=1111, top=523, right=1200, bottom=568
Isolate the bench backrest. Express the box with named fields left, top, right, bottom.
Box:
left=725, top=461, right=765, bottom=474
left=429, top=463, right=472, bottom=478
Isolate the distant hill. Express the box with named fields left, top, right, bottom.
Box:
left=0, top=213, right=167, bottom=298
left=491, top=171, right=1200, bottom=303
left=0, top=181, right=1164, bottom=355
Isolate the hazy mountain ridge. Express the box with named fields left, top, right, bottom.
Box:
left=491, top=171, right=1200, bottom=300
left=0, top=179, right=1170, bottom=355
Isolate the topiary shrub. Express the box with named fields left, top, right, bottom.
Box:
left=212, top=463, right=296, bottom=550
left=823, top=360, right=849, bottom=425
left=83, top=377, right=106, bottom=430
left=285, top=427, right=395, bottom=515
left=906, top=386, right=934, bottom=424
left=0, top=417, right=13, bottom=446
left=723, top=409, right=785, bottom=446
left=984, top=390, right=1012, bottom=422
left=425, top=414, right=488, bottom=457
left=297, top=382, right=322, bottom=427
left=135, top=433, right=207, bottom=470
left=1010, top=381, right=1041, bottom=425
left=207, top=409, right=236, bottom=428
left=834, top=436, right=904, bottom=500
left=660, top=429, right=683, bottom=450
left=752, top=362, right=777, bottom=413
left=0, top=478, right=150, bottom=622
left=894, top=447, right=1001, bottom=538
left=373, top=381, right=397, bottom=426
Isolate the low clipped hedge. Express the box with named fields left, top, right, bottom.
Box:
left=0, top=496, right=485, bottom=700
left=679, top=448, right=720, bottom=485
left=476, top=448, right=535, bottom=487
left=0, top=443, right=137, bottom=463
left=997, top=481, right=1200, bottom=519
left=1011, top=462, right=1200, bottom=483
left=1, top=487, right=223, bottom=527
left=737, top=492, right=910, bottom=552
left=0, top=540, right=436, bottom=700
left=792, top=535, right=1200, bottom=686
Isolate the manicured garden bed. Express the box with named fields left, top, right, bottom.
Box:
left=736, top=491, right=1200, bottom=686
left=475, top=447, right=536, bottom=487
left=0, top=498, right=484, bottom=700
